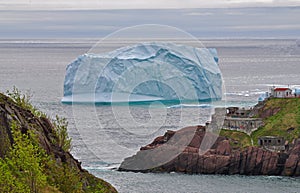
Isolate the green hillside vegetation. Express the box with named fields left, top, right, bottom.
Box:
left=220, top=130, right=252, bottom=149
left=251, top=98, right=300, bottom=145
left=220, top=98, right=300, bottom=149
left=0, top=87, right=117, bottom=193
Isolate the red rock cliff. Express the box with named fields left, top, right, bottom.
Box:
left=119, top=126, right=300, bottom=176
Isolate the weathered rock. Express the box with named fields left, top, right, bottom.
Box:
left=250, top=101, right=281, bottom=118
left=119, top=126, right=300, bottom=176
left=259, top=107, right=281, bottom=119
left=283, top=139, right=300, bottom=176
left=216, top=140, right=231, bottom=155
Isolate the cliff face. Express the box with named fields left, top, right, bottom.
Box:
left=0, top=93, right=117, bottom=192
left=119, top=126, right=300, bottom=176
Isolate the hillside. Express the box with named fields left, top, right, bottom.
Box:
left=0, top=89, right=117, bottom=193
left=220, top=98, right=300, bottom=148
left=251, top=98, right=300, bottom=144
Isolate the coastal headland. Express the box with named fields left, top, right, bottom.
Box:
left=119, top=96, right=300, bottom=176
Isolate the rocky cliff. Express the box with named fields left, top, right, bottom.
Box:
left=0, top=92, right=117, bottom=192
left=119, top=126, right=300, bottom=176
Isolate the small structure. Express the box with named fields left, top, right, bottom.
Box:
left=226, top=107, right=239, bottom=116
left=295, top=89, right=300, bottom=97
left=223, top=117, right=263, bottom=134
left=224, top=107, right=262, bottom=134
left=226, top=107, right=251, bottom=118
left=258, top=94, right=266, bottom=103
left=258, top=92, right=271, bottom=103
left=258, top=136, right=285, bottom=152
left=271, top=87, right=293, bottom=98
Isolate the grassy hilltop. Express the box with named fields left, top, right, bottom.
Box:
left=220, top=98, right=300, bottom=149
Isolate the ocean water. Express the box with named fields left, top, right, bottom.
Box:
left=0, top=39, right=300, bottom=192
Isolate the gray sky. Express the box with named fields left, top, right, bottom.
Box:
left=1, top=0, right=300, bottom=10
left=1, top=7, right=299, bottom=38
left=1, top=1, right=299, bottom=39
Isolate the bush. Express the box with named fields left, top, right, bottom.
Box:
left=46, top=161, right=83, bottom=193
left=0, top=121, right=48, bottom=193
left=6, top=86, right=46, bottom=118
left=0, top=159, right=29, bottom=193
left=53, top=115, right=72, bottom=152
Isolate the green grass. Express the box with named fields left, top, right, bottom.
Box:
left=220, top=129, right=252, bottom=149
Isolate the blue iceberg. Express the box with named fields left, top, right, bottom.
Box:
left=62, top=42, right=222, bottom=103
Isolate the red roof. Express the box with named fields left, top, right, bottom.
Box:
left=274, top=88, right=291, bottom=91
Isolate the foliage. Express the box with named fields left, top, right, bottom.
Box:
left=0, top=120, right=82, bottom=193
left=6, top=86, right=32, bottom=109
left=0, top=159, right=30, bottom=193
left=85, top=172, right=116, bottom=193
left=6, top=86, right=46, bottom=118
left=52, top=115, right=72, bottom=152
left=46, top=160, right=83, bottom=193
left=0, top=121, right=47, bottom=193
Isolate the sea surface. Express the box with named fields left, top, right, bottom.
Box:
left=0, top=39, right=300, bottom=192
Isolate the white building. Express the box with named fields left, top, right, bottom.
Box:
left=271, top=87, right=293, bottom=98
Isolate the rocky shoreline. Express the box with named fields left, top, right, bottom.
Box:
left=119, top=125, right=300, bottom=176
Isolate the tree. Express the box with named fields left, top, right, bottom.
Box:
left=53, top=115, right=72, bottom=152
left=5, top=122, right=47, bottom=193
left=0, top=158, right=29, bottom=193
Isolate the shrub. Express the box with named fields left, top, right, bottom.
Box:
left=0, top=121, right=48, bottom=193
left=0, top=158, right=29, bottom=193
left=53, top=115, right=72, bottom=152
left=6, top=86, right=46, bottom=118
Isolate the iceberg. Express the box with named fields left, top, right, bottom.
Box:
left=62, top=42, right=222, bottom=103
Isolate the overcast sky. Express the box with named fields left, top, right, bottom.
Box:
left=1, top=0, right=300, bottom=10
left=1, top=7, right=299, bottom=38
left=1, top=1, right=299, bottom=39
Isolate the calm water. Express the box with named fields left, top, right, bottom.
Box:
left=0, top=39, right=300, bottom=192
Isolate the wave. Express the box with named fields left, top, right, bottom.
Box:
left=84, top=163, right=120, bottom=171
left=167, top=104, right=212, bottom=108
